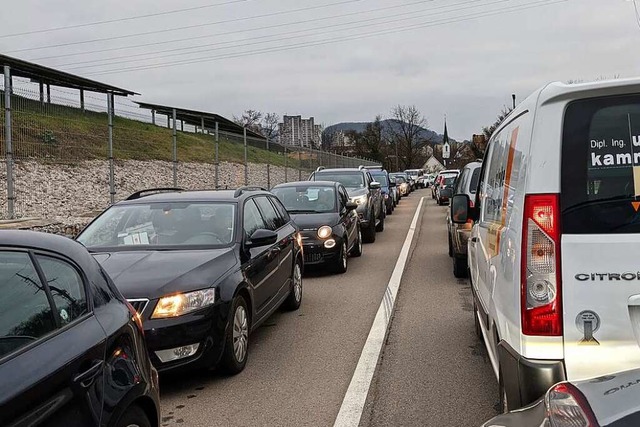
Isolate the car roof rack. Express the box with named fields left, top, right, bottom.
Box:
left=316, top=166, right=325, bottom=172
left=234, top=186, right=268, bottom=198
left=126, top=187, right=184, bottom=200
left=364, top=165, right=383, bottom=170
left=358, top=165, right=366, bottom=170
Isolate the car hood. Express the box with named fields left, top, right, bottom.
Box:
left=92, top=248, right=237, bottom=299
left=291, top=213, right=339, bottom=230
left=346, top=188, right=367, bottom=198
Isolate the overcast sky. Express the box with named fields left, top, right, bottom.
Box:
left=1, top=0, right=638, bottom=140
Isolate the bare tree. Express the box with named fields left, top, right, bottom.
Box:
left=388, top=105, right=432, bottom=170
left=233, top=109, right=263, bottom=134
left=482, top=106, right=513, bottom=141
left=261, top=112, right=280, bottom=140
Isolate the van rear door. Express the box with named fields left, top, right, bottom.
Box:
left=561, top=94, right=640, bottom=380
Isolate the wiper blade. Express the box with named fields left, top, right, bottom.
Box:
left=287, top=209, right=318, bottom=214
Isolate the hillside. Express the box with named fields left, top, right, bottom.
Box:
left=325, top=120, right=449, bottom=145
left=0, top=95, right=301, bottom=168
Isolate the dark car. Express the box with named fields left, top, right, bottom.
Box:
left=76, top=187, right=303, bottom=375
left=435, top=174, right=458, bottom=205
left=366, top=167, right=395, bottom=216
left=482, top=367, right=640, bottom=427
left=446, top=161, right=482, bottom=278
left=0, top=231, right=160, bottom=427
left=272, top=181, right=362, bottom=273
left=309, top=166, right=384, bottom=243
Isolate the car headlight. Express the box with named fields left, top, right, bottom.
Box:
left=317, top=225, right=333, bottom=239
left=151, top=289, right=216, bottom=319
left=351, top=195, right=367, bottom=205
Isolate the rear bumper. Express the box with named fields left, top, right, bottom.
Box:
left=498, top=341, right=566, bottom=409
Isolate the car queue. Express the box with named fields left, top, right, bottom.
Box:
left=0, top=163, right=415, bottom=426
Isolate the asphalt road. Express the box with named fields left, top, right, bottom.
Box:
left=159, top=190, right=497, bottom=427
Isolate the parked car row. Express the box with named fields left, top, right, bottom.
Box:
left=0, top=163, right=418, bottom=425
left=439, top=78, right=640, bottom=426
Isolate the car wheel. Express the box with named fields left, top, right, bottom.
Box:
left=375, top=212, right=385, bottom=232
left=333, top=240, right=348, bottom=274
left=115, top=405, right=151, bottom=427
left=284, top=260, right=303, bottom=311
left=448, top=233, right=453, bottom=257
left=221, top=295, right=250, bottom=375
left=386, top=203, right=393, bottom=215
left=362, top=211, right=376, bottom=243
left=350, top=228, right=363, bottom=257
left=453, top=255, right=468, bottom=278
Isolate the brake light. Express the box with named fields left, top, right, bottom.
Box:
left=126, top=301, right=145, bottom=336
left=547, top=383, right=599, bottom=427
left=521, top=194, right=562, bottom=336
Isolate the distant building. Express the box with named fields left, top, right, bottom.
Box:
left=423, top=155, right=445, bottom=173
left=332, top=130, right=356, bottom=155
left=278, top=115, right=320, bottom=148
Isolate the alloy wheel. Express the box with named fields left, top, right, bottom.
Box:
left=293, top=263, right=302, bottom=303
left=233, top=305, right=249, bottom=363
left=342, top=242, right=348, bottom=269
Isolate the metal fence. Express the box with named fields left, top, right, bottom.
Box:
left=0, top=73, right=378, bottom=220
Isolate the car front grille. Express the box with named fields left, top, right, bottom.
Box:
left=127, top=299, right=149, bottom=315
left=305, top=252, right=323, bottom=263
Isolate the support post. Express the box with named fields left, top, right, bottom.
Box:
left=298, top=149, right=302, bottom=180
left=201, top=116, right=205, bottom=134
left=266, top=136, right=270, bottom=189
left=166, top=114, right=170, bottom=129
left=46, top=84, right=51, bottom=104
left=151, top=109, right=156, bottom=125
left=80, top=89, right=85, bottom=113
left=39, top=81, right=44, bottom=105
left=181, top=120, right=184, bottom=132
left=4, top=66, right=15, bottom=219
left=284, top=145, right=288, bottom=182
left=214, top=122, right=219, bottom=189
left=107, top=92, right=115, bottom=204
left=172, top=108, right=177, bottom=187
left=243, top=127, right=248, bottom=186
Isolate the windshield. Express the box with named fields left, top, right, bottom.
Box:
left=316, top=172, right=365, bottom=189
left=444, top=177, right=456, bottom=185
left=562, top=95, right=640, bottom=234
left=272, top=186, right=336, bottom=213
left=77, top=202, right=236, bottom=248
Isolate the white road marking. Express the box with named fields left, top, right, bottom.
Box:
left=333, top=197, right=425, bottom=427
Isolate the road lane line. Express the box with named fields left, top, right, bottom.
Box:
left=334, top=197, right=425, bottom=427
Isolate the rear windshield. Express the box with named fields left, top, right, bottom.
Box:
left=562, top=94, right=640, bottom=234
left=316, top=172, right=364, bottom=189
left=469, top=168, right=481, bottom=194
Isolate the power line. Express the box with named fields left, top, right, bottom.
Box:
left=6, top=0, right=368, bottom=53
left=30, top=0, right=441, bottom=62
left=0, top=0, right=256, bottom=39
left=60, top=0, right=494, bottom=70
left=86, top=0, right=568, bottom=77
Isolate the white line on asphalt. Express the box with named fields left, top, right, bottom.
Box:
left=333, top=197, right=425, bottom=427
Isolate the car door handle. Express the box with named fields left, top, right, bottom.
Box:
left=74, top=360, right=104, bottom=388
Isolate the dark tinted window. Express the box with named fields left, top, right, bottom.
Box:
left=562, top=95, right=640, bottom=234
left=254, top=197, right=280, bottom=231
left=0, top=252, right=56, bottom=358
left=243, top=199, right=266, bottom=238
left=268, top=196, right=289, bottom=228
left=36, top=255, right=88, bottom=325
left=316, top=172, right=365, bottom=189
left=454, top=169, right=467, bottom=194
left=469, top=167, right=481, bottom=194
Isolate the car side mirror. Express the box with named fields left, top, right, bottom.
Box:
left=246, top=229, right=278, bottom=248
left=370, top=181, right=381, bottom=190
left=451, top=194, right=478, bottom=224
left=346, top=201, right=358, bottom=211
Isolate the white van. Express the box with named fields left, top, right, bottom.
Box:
left=451, top=78, right=640, bottom=412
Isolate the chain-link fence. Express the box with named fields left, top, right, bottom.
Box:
left=0, top=73, right=379, bottom=221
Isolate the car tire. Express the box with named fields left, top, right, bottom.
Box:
left=115, top=405, right=151, bottom=427
left=333, top=240, right=348, bottom=274
left=386, top=204, right=393, bottom=215
left=448, top=233, right=453, bottom=257
left=375, top=212, right=385, bottom=232
left=221, top=295, right=250, bottom=375
left=350, top=228, right=363, bottom=257
left=362, top=211, right=376, bottom=243
left=283, top=260, right=303, bottom=311
left=453, top=255, right=468, bottom=278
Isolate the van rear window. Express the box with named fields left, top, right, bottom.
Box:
left=562, top=94, right=640, bottom=234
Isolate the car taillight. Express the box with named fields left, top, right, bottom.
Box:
left=521, top=194, right=562, bottom=336
left=546, top=383, right=599, bottom=427
left=126, top=301, right=145, bottom=336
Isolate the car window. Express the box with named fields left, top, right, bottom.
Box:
left=272, top=186, right=337, bottom=213
left=469, top=167, right=481, bottom=194
left=244, top=199, right=267, bottom=239
left=36, top=255, right=88, bottom=326
left=315, top=172, right=365, bottom=190
left=562, top=95, right=640, bottom=234
left=254, top=196, right=280, bottom=231
left=268, top=196, right=290, bottom=228
left=0, top=251, right=57, bottom=359
left=454, top=169, right=467, bottom=194
left=339, top=186, right=349, bottom=208
left=77, top=202, right=236, bottom=248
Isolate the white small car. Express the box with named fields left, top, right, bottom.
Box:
left=451, top=77, right=640, bottom=413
